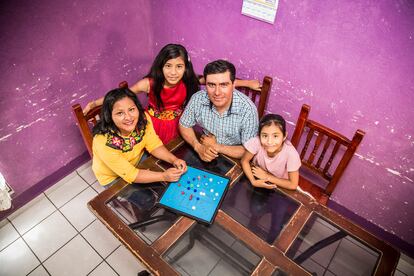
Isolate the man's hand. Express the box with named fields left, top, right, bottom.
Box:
left=194, top=143, right=218, bottom=162
left=162, top=168, right=184, bottom=182
left=200, top=133, right=217, bottom=147
left=252, top=166, right=270, bottom=180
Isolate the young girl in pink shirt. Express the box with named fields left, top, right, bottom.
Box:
left=242, top=114, right=301, bottom=190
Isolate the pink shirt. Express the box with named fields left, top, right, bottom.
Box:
left=244, top=137, right=301, bottom=179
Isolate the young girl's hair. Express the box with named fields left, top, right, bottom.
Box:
left=259, top=114, right=287, bottom=137
left=93, top=88, right=147, bottom=136
left=146, top=44, right=199, bottom=110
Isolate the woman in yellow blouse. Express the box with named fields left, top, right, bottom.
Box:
left=92, top=87, right=187, bottom=187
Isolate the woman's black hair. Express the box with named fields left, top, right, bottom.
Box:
left=259, top=114, right=287, bottom=137
left=146, top=43, right=199, bottom=110
left=92, top=88, right=147, bottom=136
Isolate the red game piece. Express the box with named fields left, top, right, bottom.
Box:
left=181, top=191, right=185, bottom=195
left=178, top=183, right=181, bottom=187
left=189, top=194, right=193, bottom=200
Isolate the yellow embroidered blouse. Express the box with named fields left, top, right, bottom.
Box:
left=92, top=113, right=163, bottom=186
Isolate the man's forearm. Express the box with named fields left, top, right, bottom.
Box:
left=179, top=124, right=200, bottom=149
left=217, top=144, right=245, bottom=159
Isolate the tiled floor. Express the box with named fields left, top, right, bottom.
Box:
left=0, top=161, right=413, bottom=276
left=0, top=161, right=146, bottom=276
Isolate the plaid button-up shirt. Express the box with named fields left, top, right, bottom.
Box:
left=180, top=89, right=259, bottom=145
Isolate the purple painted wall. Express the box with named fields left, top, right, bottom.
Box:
left=0, top=1, right=154, bottom=199
left=149, top=0, right=414, bottom=248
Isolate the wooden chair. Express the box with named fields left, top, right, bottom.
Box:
left=235, top=76, right=272, bottom=118
left=72, top=104, right=101, bottom=157
left=291, top=104, right=365, bottom=205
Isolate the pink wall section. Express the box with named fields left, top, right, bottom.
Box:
left=0, top=0, right=413, bottom=251
left=0, top=0, right=154, bottom=195
left=148, top=1, right=414, bottom=247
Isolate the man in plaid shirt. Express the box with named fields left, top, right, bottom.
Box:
left=180, top=60, right=258, bottom=162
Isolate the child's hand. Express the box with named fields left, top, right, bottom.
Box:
left=247, top=80, right=262, bottom=91
left=252, top=179, right=274, bottom=189
left=252, top=166, right=270, bottom=180
left=83, top=101, right=96, bottom=115
left=162, top=168, right=183, bottom=182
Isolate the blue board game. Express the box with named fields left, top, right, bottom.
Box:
left=158, top=166, right=230, bottom=224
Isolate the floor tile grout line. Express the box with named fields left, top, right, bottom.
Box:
left=104, top=244, right=126, bottom=275
left=76, top=169, right=97, bottom=186
left=23, top=193, right=96, bottom=265
left=86, top=259, right=120, bottom=276
left=3, top=210, right=61, bottom=254
left=0, top=218, right=21, bottom=251
left=33, top=173, right=135, bottom=275
left=45, top=180, right=92, bottom=210
left=8, top=222, right=52, bottom=275
left=78, top=225, right=114, bottom=261
left=25, top=263, right=51, bottom=276
left=342, top=234, right=380, bottom=258
left=8, top=197, right=59, bottom=237
left=325, top=237, right=344, bottom=274
left=85, top=259, right=107, bottom=276
left=41, top=171, right=137, bottom=275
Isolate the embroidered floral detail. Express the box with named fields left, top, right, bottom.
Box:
left=147, top=106, right=182, bottom=120
left=106, top=128, right=146, bottom=152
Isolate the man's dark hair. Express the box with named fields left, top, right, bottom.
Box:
left=203, top=59, right=236, bottom=82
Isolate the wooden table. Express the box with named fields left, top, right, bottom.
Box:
left=88, top=138, right=399, bottom=275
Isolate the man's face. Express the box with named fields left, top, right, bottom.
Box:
left=205, top=71, right=235, bottom=113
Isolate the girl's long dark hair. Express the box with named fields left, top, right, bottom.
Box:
left=146, top=43, right=199, bottom=110
left=92, top=88, right=147, bottom=136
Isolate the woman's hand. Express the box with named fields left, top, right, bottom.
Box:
left=173, top=158, right=187, bottom=173
left=162, top=168, right=183, bottom=182
left=252, top=166, right=270, bottom=180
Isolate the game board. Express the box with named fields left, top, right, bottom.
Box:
left=158, top=166, right=230, bottom=224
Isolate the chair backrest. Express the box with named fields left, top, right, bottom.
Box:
left=72, top=104, right=101, bottom=158
left=291, top=104, right=365, bottom=198
left=236, top=76, right=272, bottom=118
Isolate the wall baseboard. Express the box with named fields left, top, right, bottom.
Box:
left=0, top=152, right=90, bottom=221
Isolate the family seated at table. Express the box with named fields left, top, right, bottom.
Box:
left=88, top=43, right=301, bottom=191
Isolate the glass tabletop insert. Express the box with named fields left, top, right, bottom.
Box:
left=286, top=213, right=380, bottom=276
left=106, top=182, right=178, bottom=245
left=163, top=223, right=262, bottom=275
left=221, top=175, right=300, bottom=244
